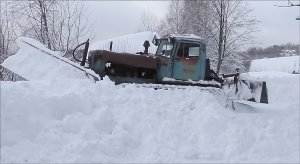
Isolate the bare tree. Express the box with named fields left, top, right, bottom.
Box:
left=12, top=0, right=94, bottom=53
left=183, top=0, right=212, bottom=39
left=204, top=0, right=259, bottom=73
left=158, top=0, right=189, bottom=35
left=0, top=2, right=17, bottom=60
left=0, top=1, right=19, bottom=81
left=138, top=9, right=159, bottom=32
left=0, top=0, right=94, bottom=81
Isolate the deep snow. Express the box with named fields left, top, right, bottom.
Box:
left=0, top=35, right=299, bottom=163
left=250, top=56, right=299, bottom=74
left=1, top=75, right=299, bottom=163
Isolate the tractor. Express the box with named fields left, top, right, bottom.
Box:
left=74, top=34, right=268, bottom=104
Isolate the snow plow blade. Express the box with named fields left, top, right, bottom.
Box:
left=245, top=80, right=268, bottom=104
left=223, top=79, right=268, bottom=111
left=222, top=75, right=268, bottom=105
left=1, top=37, right=99, bottom=81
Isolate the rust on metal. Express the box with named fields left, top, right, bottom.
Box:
left=175, top=57, right=199, bottom=65
left=91, top=50, right=169, bottom=70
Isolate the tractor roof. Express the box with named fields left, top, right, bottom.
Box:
left=162, top=34, right=206, bottom=44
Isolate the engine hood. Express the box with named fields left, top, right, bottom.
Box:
left=90, top=50, right=168, bottom=69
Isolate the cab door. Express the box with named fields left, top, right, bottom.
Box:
left=172, top=42, right=206, bottom=81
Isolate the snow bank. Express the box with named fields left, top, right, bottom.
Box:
left=1, top=37, right=92, bottom=81
left=1, top=77, right=299, bottom=163
left=89, top=31, right=158, bottom=54
left=249, top=56, right=300, bottom=73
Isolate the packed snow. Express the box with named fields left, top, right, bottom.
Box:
left=250, top=56, right=299, bottom=73
left=1, top=35, right=299, bottom=163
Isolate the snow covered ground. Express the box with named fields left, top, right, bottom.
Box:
left=1, top=75, right=299, bottom=163
left=250, top=56, right=299, bottom=74
left=1, top=36, right=299, bottom=163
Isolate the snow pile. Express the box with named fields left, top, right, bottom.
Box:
left=1, top=32, right=158, bottom=81
left=1, top=76, right=299, bottom=163
left=249, top=56, right=299, bottom=73
left=1, top=37, right=93, bottom=81
left=89, top=31, right=158, bottom=54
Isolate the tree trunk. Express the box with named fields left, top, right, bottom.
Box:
left=38, top=0, right=51, bottom=50
left=216, top=0, right=224, bottom=74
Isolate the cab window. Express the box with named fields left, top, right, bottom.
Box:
left=156, top=40, right=173, bottom=57
left=176, top=42, right=200, bottom=58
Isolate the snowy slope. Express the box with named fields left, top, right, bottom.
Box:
left=250, top=56, right=299, bottom=73
left=1, top=75, right=299, bottom=163
left=89, top=31, right=158, bottom=54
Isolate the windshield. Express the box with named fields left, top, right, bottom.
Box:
left=156, top=39, right=173, bottom=57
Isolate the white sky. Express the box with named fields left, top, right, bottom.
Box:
left=86, top=1, right=299, bottom=48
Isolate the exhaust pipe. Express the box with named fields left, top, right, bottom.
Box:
left=80, top=39, right=89, bottom=66
left=72, top=39, right=90, bottom=66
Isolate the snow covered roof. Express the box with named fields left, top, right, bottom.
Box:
left=165, top=34, right=206, bottom=44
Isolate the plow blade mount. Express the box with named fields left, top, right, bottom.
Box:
left=223, top=78, right=268, bottom=111
left=223, top=79, right=268, bottom=104
left=244, top=80, right=268, bottom=104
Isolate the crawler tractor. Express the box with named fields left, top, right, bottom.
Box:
left=72, top=34, right=268, bottom=105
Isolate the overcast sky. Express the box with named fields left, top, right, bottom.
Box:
left=86, top=1, right=299, bottom=48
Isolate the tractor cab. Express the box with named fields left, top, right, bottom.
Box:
left=154, top=34, right=207, bottom=81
